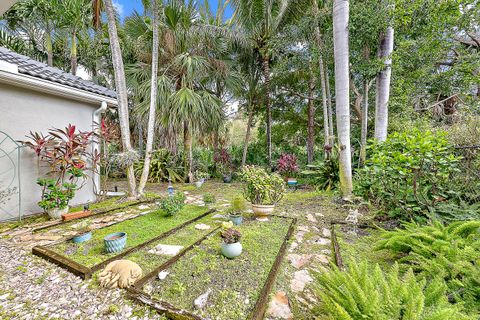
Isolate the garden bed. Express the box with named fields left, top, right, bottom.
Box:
left=129, top=215, right=296, bottom=320
left=32, top=205, right=215, bottom=278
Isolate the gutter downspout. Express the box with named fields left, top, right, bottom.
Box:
left=92, top=101, right=108, bottom=196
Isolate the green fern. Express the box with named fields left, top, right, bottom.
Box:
left=314, top=260, right=473, bottom=320
left=375, top=221, right=480, bottom=313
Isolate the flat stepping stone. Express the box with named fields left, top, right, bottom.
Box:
left=267, top=291, right=293, bottom=319
left=195, top=224, right=211, bottom=230
left=256, top=217, right=269, bottom=222
left=148, top=244, right=183, bottom=256
left=138, top=204, right=150, bottom=210
left=322, top=228, right=331, bottom=237
left=287, top=254, right=313, bottom=269
left=306, top=213, right=317, bottom=223
left=312, top=237, right=331, bottom=246
left=290, top=270, right=313, bottom=293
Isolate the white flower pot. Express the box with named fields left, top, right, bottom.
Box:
left=251, top=204, right=275, bottom=217
left=46, top=206, right=69, bottom=220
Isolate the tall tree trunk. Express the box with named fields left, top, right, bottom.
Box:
left=374, top=26, right=394, bottom=142
left=333, top=0, right=353, bottom=199
left=325, top=65, right=334, bottom=145
left=242, top=104, right=254, bottom=166
left=262, top=55, right=272, bottom=167
left=70, top=31, right=77, bottom=75
left=138, top=0, right=159, bottom=195
left=184, top=122, right=193, bottom=182
left=307, top=74, right=315, bottom=164
left=46, top=30, right=53, bottom=67
left=312, top=0, right=330, bottom=155
left=104, top=0, right=137, bottom=198
left=359, top=80, right=369, bottom=166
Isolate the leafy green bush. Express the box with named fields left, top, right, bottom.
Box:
left=134, top=149, right=183, bottom=182
left=238, top=166, right=286, bottom=205
left=375, top=220, right=480, bottom=312
left=159, top=192, right=186, bottom=216
left=202, top=193, right=216, bottom=204
left=355, top=130, right=462, bottom=221
left=314, top=260, right=472, bottom=320
left=302, top=147, right=340, bottom=191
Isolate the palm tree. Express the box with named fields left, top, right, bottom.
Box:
left=332, top=0, right=353, bottom=199
left=231, top=0, right=308, bottom=166
left=61, top=0, right=92, bottom=75
left=137, top=0, right=160, bottom=195
left=103, top=0, right=138, bottom=198
left=125, top=1, right=228, bottom=182
left=4, top=0, right=59, bottom=66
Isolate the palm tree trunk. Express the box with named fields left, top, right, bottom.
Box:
left=242, top=104, right=254, bottom=166
left=184, top=122, right=193, bottom=182
left=312, top=0, right=330, bottom=155
left=359, top=80, right=369, bottom=166
left=104, top=0, right=137, bottom=198
left=262, top=55, right=272, bottom=167
left=374, top=26, right=394, bottom=142
left=46, top=30, right=53, bottom=67
left=70, top=31, right=77, bottom=75
left=333, top=0, right=353, bottom=199
left=307, top=74, right=315, bottom=164
left=325, top=65, right=334, bottom=145
left=138, top=0, right=159, bottom=195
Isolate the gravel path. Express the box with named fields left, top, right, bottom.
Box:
left=0, top=240, right=163, bottom=320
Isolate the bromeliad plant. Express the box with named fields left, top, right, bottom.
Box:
left=238, top=166, right=286, bottom=205
left=220, top=228, right=242, bottom=244
left=277, top=153, right=299, bottom=178
left=214, top=148, right=233, bottom=178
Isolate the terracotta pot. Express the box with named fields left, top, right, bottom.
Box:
left=251, top=204, right=275, bottom=216
left=46, top=206, right=69, bottom=220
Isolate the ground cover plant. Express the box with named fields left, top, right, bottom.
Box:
left=146, top=216, right=292, bottom=319
left=50, top=205, right=209, bottom=267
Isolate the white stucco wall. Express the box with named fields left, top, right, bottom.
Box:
left=0, top=82, right=99, bottom=219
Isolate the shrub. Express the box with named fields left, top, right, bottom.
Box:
left=314, top=260, right=472, bottom=320
left=202, top=193, right=216, bottom=204
left=302, top=147, right=340, bottom=191
left=375, top=220, right=480, bottom=313
left=37, top=178, right=76, bottom=210
left=221, top=228, right=241, bottom=244
left=134, top=149, right=183, bottom=183
left=354, top=130, right=461, bottom=221
left=159, top=192, right=186, bottom=216
left=277, top=153, right=299, bottom=177
left=238, top=166, right=286, bottom=205
left=214, top=148, right=233, bottom=176
left=231, top=196, right=246, bottom=214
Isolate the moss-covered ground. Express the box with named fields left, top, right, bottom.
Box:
left=50, top=205, right=209, bottom=267
left=148, top=216, right=292, bottom=320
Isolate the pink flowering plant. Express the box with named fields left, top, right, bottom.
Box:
left=277, top=153, right=299, bottom=178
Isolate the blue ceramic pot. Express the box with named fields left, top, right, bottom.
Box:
left=104, top=232, right=127, bottom=253
left=72, top=231, right=92, bottom=243
left=229, top=215, right=243, bottom=225
left=221, top=242, right=242, bottom=259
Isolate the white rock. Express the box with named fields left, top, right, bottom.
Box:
left=267, top=292, right=293, bottom=319
left=306, top=214, right=317, bottom=223
left=195, top=224, right=211, bottom=230
left=138, top=205, right=150, bottom=210
left=158, top=271, right=169, bottom=280
left=152, top=244, right=184, bottom=256
left=290, top=270, right=313, bottom=293
left=194, top=288, right=212, bottom=309
left=322, top=228, right=331, bottom=238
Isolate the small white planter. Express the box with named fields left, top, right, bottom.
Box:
left=251, top=204, right=275, bottom=217
left=46, top=206, right=69, bottom=220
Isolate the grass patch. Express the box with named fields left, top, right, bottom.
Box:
left=147, top=216, right=291, bottom=319
left=50, top=205, right=209, bottom=267
left=0, top=214, right=51, bottom=233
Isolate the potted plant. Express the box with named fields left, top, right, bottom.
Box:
left=220, top=228, right=242, bottom=259
left=214, top=148, right=233, bottom=183
left=22, top=125, right=93, bottom=219
left=203, top=193, right=216, bottom=206
left=104, top=232, right=127, bottom=253
left=227, top=196, right=246, bottom=225
left=277, top=153, right=299, bottom=186
left=72, top=220, right=92, bottom=243
left=37, top=178, right=77, bottom=219
left=239, top=166, right=286, bottom=216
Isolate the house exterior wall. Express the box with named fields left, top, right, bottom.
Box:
left=0, top=82, right=99, bottom=220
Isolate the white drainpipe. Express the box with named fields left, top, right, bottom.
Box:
left=92, top=101, right=108, bottom=196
